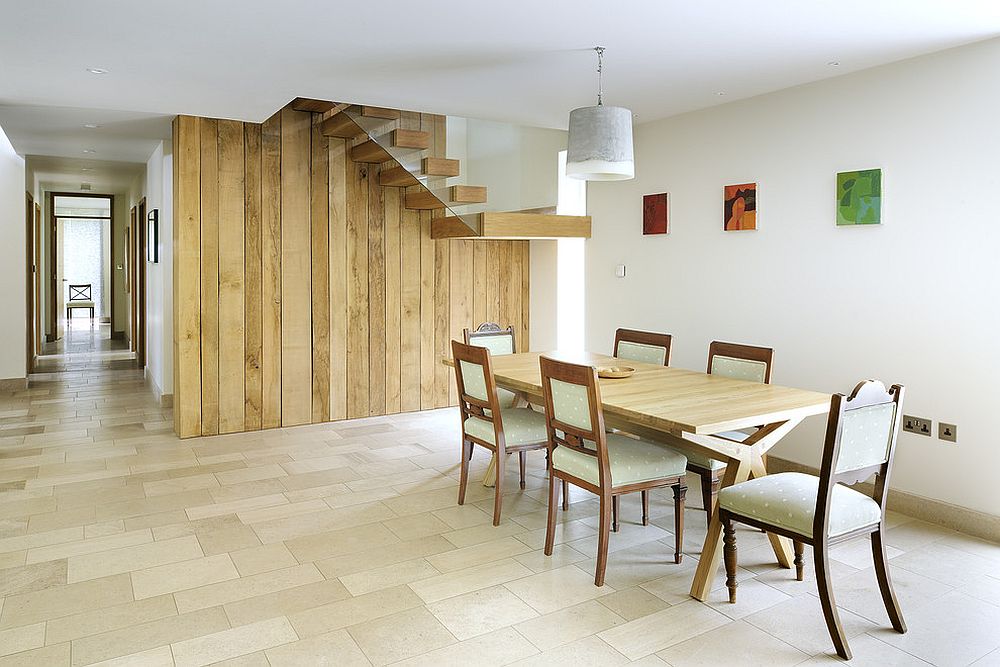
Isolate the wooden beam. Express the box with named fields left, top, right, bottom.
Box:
left=290, top=97, right=337, bottom=114
left=430, top=212, right=592, bottom=239
left=362, top=106, right=401, bottom=120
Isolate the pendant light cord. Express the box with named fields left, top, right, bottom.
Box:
left=595, top=46, right=605, bottom=106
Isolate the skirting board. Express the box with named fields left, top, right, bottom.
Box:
left=0, top=377, right=28, bottom=392
left=768, top=455, right=1000, bottom=543
left=143, top=369, right=174, bottom=409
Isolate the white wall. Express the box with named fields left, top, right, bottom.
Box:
left=143, top=140, right=173, bottom=398
left=0, top=124, right=26, bottom=380
left=585, top=38, right=1000, bottom=516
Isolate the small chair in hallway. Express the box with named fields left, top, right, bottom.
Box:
left=613, top=328, right=673, bottom=366
left=719, top=379, right=907, bottom=660
left=452, top=340, right=548, bottom=526
left=540, top=356, right=688, bottom=586
left=66, top=283, right=95, bottom=325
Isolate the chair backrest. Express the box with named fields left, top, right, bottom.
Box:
left=613, top=328, right=672, bottom=366
left=539, top=356, right=612, bottom=488
left=69, top=284, right=92, bottom=302
left=464, top=322, right=516, bottom=356
left=451, top=340, right=506, bottom=447
left=707, top=341, right=773, bottom=384
left=816, top=380, right=905, bottom=535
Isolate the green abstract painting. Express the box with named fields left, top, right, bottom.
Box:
left=837, top=169, right=882, bottom=225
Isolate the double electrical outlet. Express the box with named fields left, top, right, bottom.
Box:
left=902, top=415, right=957, bottom=443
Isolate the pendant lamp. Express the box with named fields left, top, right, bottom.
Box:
left=566, top=46, right=634, bottom=181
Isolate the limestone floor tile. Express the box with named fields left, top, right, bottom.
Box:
left=66, top=534, right=204, bottom=582
left=960, top=572, right=1000, bottom=608
left=347, top=606, right=456, bottom=665
left=214, top=464, right=288, bottom=486
left=973, top=648, right=1000, bottom=667
left=883, top=519, right=963, bottom=552
left=25, top=506, right=95, bottom=534
left=394, top=626, right=539, bottom=666
left=0, top=622, right=45, bottom=657
left=0, top=551, right=26, bottom=570
left=223, top=578, right=352, bottom=627
left=515, top=599, right=625, bottom=651
left=288, top=585, right=425, bottom=638
left=409, top=558, right=534, bottom=604
left=504, top=564, right=615, bottom=615
left=0, top=559, right=67, bottom=596
left=0, top=573, right=133, bottom=628
left=69, top=606, right=231, bottom=666
left=0, top=526, right=84, bottom=555
left=322, top=486, right=401, bottom=509
left=314, top=534, right=455, bottom=578
left=828, top=536, right=904, bottom=570
left=598, top=599, right=730, bottom=661
left=427, top=584, right=538, bottom=641
left=228, top=542, right=298, bottom=577
left=890, top=541, right=995, bottom=588
left=574, top=539, right=691, bottom=590
left=172, top=563, right=324, bottom=614
left=703, top=577, right=792, bottom=620
left=84, top=521, right=126, bottom=538
left=235, top=499, right=328, bottom=524
left=263, top=629, right=371, bottom=666
left=142, top=473, right=219, bottom=497
left=515, top=518, right=598, bottom=551
left=743, top=591, right=879, bottom=656
left=130, top=553, right=239, bottom=599
left=253, top=502, right=396, bottom=545
left=339, top=557, right=441, bottom=596
left=874, top=590, right=1000, bottom=666
left=425, top=535, right=532, bottom=573
left=183, top=493, right=288, bottom=521
left=45, top=594, right=178, bottom=645
left=381, top=512, right=453, bottom=541
left=25, top=529, right=153, bottom=565
left=512, top=635, right=630, bottom=666
left=823, top=564, right=952, bottom=625
left=0, top=642, right=71, bottom=667
left=797, top=633, right=930, bottom=666
left=170, top=616, right=298, bottom=667
left=85, top=645, right=174, bottom=666
left=431, top=504, right=495, bottom=530
left=944, top=533, right=1000, bottom=565
left=655, top=618, right=810, bottom=667
left=283, top=521, right=400, bottom=562
left=596, top=587, right=670, bottom=622
left=513, top=544, right=590, bottom=574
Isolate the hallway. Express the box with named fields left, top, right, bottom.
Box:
left=37, top=322, right=134, bottom=373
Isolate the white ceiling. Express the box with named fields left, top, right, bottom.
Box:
left=2, top=0, right=999, bottom=169
left=28, top=155, right=144, bottom=195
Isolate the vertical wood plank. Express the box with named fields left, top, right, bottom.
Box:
left=399, top=204, right=421, bottom=413
left=310, top=117, right=331, bottom=423
left=173, top=115, right=202, bottom=438
left=260, top=112, right=282, bottom=428
left=500, top=242, right=519, bottom=338
left=507, top=240, right=523, bottom=354
left=244, top=123, right=263, bottom=431
left=368, top=166, right=386, bottom=416
left=418, top=208, right=435, bottom=410
left=449, top=240, right=474, bottom=404
left=328, top=138, right=348, bottom=421
left=486, top=242, right=501, bottom=323
left=472, top=242, right=487, bottom=329
left=432, top=218, right=450, bottom=408
left=199, top=117, right=220, bottom=436
left=280, top=106, right=313, bottom=427
left=520, top=241, right=530, bottom=351
left=383, top=183, right=401, bottom=414
left=346, top=161, right=370, bottom=418
left=217, top=119, right=246, bottom=434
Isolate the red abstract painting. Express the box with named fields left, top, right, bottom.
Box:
left=643, top=193, right=669, bottom=235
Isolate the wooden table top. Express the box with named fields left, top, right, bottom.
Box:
left=483, top=351, right=832, bottom=436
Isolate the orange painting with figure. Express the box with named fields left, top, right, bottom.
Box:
left=724, top=182, right=757, bottom=231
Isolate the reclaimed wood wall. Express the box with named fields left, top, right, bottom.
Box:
left=172, top=107, right=530, bottom=438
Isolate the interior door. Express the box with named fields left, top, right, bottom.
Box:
left=25, top=193, right=34, bottom=372
left=34, top=203, right=41, bottom=356
left=136, top=198, right=146, bottom=367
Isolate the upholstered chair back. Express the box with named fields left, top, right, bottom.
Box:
left=613, top=328, right=672, bottom=366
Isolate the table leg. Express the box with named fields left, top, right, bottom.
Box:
left=482, top=454, right=497, bottom=488
left=690, top=456, right=751, bottom=600
left=750, top=454, right=794, bottom=569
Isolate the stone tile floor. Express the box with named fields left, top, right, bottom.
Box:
left=0, top=366, right=997, bottom=666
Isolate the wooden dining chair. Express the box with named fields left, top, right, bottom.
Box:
left=452, top=340, right=548, bottom=525
left=613, top=328, right=673, bottom=366
left=539, top=356, right=688, bottom=586
left=719, top=379, right=906, bottom=660
left=464, top=323, right=518, bottom=411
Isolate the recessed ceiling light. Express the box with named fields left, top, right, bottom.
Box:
left=86, top=67, right=109, bottom=74
left=81, top=168, right=92, bottom=172
left=83, top=123, right=100, bottom=129
left=82, top=149, right=96, bottom=154
left=716, top=91, right=727, bottom=96
left=828, top=61, right=840, bottom=67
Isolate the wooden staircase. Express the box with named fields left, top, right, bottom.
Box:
left=289, top=97, right=591, bottom=240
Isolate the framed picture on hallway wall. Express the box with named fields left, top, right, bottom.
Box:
left=642, top=192, right=669, bottom=235
left=724, top=182, right=757, bottom=231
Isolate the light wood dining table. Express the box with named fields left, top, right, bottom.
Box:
left=451, top=349, right=831, bottom=601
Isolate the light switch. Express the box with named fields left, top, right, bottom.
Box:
left=615, top=264, right=626, bottom=278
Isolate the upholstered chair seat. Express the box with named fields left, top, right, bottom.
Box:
left=718, top=472, right=882, bottom=538
left=463, top=408, right=547, bottom=447
left=553, top=434, right=687, bottom=487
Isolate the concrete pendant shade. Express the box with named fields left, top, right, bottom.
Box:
left=566, top=104, right=634, bottom=181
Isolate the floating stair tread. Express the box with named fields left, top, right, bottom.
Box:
left=404, top=185, right=488, bottom=210
left=290, top=97, right=337, bottom=113
left=392, top=129, right=429, bottom=150
left=431, top=212, right=592, bottom=239
left=362, top=106, right=402, bottom=120
left=422, top=157, right=460, bottom=177
left=379, top=166, right=420, bottom=187
left=349, top=139, right=393, bottom=163
left=321, top=114, right=365, bottom=139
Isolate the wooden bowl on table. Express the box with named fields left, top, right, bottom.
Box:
left=597, top=366, right=635, bottom=379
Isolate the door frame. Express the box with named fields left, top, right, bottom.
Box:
left=25, top=192, right=34, bottom=373
left=131, top=198, right=147, bottom=367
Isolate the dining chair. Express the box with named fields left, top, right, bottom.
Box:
left=686, top=341, right=774, bottom=526
left=719, top=379, right=906, bottom=660
left=539, top=356, right=688, bottom=586
left=464, top=323, right=518, bottom=411
left=452, top=340, right=548, bottom=525
left=613, top=328, right=673, bottom=366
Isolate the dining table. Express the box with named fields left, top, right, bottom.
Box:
left=448, top=349, right=832, bottom=601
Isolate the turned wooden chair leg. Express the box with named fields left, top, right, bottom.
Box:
left=458, top=439, right=471, bottom=506
left=492, top=450, right=505, bottom=526
left=562, top=480, right=569, bottom=511
left=544, top=474, right=559, bottom=556
left=595, top=492, right=612, bottom=586
left=673, top=481, right=686, bottom=564
left=641, top=490, right=649, bottom=526
left=814, top=540, right=852, bottom=660
left=872, top=527, right=907, bottom=633
left=793, top=540, right=805, bottom=581
left=723, top=515, right=738, bottom=603
left=518, top=450, right=526, bottom=489
left=611, top=495, right=619, bottom=532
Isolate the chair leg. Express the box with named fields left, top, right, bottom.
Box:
left=457, top=439, right=471, bottom=506
left=814, top=540, right=852, bottom=660
left=872, top=527, right=907, bottom=633
left=544, top=474, right=559, bottom=556
left=492, top=450, right=504, bottom=526
left=794, top=540, right=805, bottom=581
left=723, top=515, right=738, bottom=603
left=611, top=495, right=619, bottom=532
left=595, top=493, right=612, bottom=586
left=673, top=481, right=686, bottom=564
left=562, top=480, right=569, bottom=511
left=518, top=451, right=526, bottom=490
left=641, top=490, right=649, bottom=526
